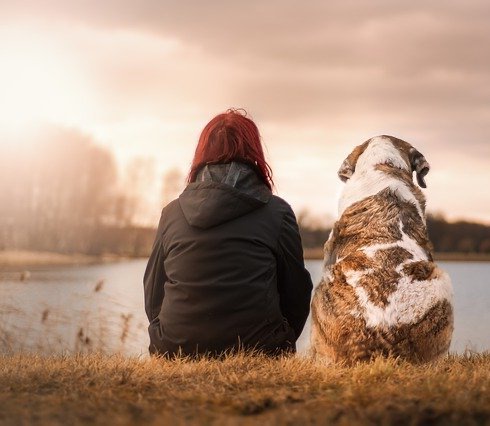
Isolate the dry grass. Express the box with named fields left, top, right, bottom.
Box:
left=1, top=352, right=489, bottom=425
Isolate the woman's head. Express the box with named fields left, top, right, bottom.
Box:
left=188, top=109, right=273, bottom=190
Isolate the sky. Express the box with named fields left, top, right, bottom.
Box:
left=1, top=1, right=489, bottom=225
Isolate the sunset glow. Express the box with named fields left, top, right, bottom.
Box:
left=1, top=2, right=489, bottom=224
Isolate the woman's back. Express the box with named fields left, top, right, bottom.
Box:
left=145, top=162, right=311, bottom=356
left=144, top=109, right=312, bottom=357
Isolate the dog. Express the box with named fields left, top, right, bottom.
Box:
left=310, top=135, right=454, bottom=364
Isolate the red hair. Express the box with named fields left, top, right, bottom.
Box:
left=188, top=109, right=273, bottom=190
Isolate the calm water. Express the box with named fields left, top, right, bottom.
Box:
left=0, top=260, right=489, bottom=355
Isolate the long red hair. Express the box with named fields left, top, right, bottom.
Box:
left=187, top=109, right=273, bottom=190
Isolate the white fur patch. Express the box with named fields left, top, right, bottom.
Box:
left=338, top=137, right=425, bottom=222
left=322, top=230, right=336, bottom=279
left=362, top=222, right=428, bottom=261
left=356, top=136, right=409, bottom=173
left=349, top=270, right=453, bottom=328
left=344, top=221, right=453, bottom=328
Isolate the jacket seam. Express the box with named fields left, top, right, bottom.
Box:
left=150, top=235, right=163, bottom=321
left=275, top=208, right=289, bottom=257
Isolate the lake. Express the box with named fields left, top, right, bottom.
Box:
left=0, top=260, right=489, bottom=356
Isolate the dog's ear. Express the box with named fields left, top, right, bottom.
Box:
left=338, top=141, right=369, bottom=182
left=410, top=148, right=430, bottom=188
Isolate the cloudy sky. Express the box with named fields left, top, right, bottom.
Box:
left=1, top=1, right=489, bottom=224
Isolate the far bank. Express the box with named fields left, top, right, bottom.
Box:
left=1, top=249, right=490, bottom=272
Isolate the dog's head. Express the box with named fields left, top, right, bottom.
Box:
left=338, top=135, right=430, bottom=188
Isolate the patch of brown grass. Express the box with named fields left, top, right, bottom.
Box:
left=1, top=352, right=489, bottom=425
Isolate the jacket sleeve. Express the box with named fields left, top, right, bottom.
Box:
left=276, top=207, right=313, bottom=338
left=143, top=214, right=168, bottom=323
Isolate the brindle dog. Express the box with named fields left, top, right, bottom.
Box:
left=310, top=135, right=453, bottom=364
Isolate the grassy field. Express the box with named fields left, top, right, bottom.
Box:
left=1, top=352, right=489, bottom=425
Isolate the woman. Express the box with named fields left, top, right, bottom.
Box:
left=144, top=109, right=313, bottom=357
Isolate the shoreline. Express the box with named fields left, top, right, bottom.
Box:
left=0, top=250, right=141, bottom=271
left=1, top=249, right=489, bottom=271
left=303, top=247, right=490, bottom=262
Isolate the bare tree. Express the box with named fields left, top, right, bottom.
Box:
left=0, top=126, right=118, bottom=253
left=161, top=167, right=184, bottom=207
left=120, top=157, right=156, bottom=226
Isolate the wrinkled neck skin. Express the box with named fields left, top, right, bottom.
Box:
left=338, top=136, right=425, bottom=223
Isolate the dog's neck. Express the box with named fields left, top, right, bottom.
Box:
left=338, top=137, right=425, bottom=222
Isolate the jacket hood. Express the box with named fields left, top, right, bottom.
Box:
left=178, top=162, right=272, bottom=229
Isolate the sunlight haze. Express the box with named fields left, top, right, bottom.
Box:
left=1, top=1, right=489, bottom=225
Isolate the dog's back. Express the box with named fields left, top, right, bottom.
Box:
left=311, top=136, right=453, bottom=364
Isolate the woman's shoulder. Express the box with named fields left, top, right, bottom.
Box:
left=268, top=195, right=295, bottom=216
left=154, top=199, right=181, bottom=229
left=161, top=198, right=180, bottom=213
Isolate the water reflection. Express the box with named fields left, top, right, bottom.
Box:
left=0, top=260, right=489, bottom=355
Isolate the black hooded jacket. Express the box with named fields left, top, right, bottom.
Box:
left=143, top=162, right=313, bottom=356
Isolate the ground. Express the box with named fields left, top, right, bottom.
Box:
left=1, top=352, right=489, bottom=425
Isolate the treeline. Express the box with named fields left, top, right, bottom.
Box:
left=298, top=215, right=490, bottom=253
left=427, top=215, right=490, bottom=253
left=1, top=127, right=489, bottom=257
left=0, top=126, right=182, bottom=257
